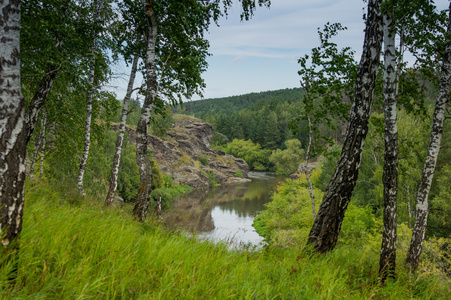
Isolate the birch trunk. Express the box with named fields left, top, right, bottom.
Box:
left=77, top=0, right=104, bottom=195
left=133, top=0, right=158, bottom=221
left=405, top=2, right=451, bottom=271
left=0, top=0, right=27, bottom=249
left=29, top=114, right=46, bottom=178
left=379, top=11, right=398, bottom=280
left=307, top=0, right=383, bottom=253
left=105, top=55, right=139, bottom=206
left=24, top=68, right=57, bottom=145
left=39, top=112, right=46, bottom=180
left=297, top=116, right=316, bottom=218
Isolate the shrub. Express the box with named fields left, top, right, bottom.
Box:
left=253, top=175, right=324, bottom=245
left=178, top=153, right=191, bottom=165
left=198, top=155, right=208, bottom=166
left=269, top=139, right=305, bottom=175
left=151, top=159, right=165, bottom=190
left=218, top=139, right=272, bottom=171
left=234, top=170, right=244, bottom=178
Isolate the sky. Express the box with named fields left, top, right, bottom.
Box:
left=109, top=0, right=449, bottom=101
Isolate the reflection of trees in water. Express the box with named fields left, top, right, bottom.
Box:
left=164, top=173, right=284, bottom=233
left=218, top=195, right=268, bottom=218
left=163, top=188, right=215, bottom=232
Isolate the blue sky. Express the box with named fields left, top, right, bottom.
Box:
left=109, top=0, right=449, bottom=101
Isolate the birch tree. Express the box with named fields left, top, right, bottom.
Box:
left=29, top=112, right=46, bottom=179
left=132, top=0, right=157, bottom=221
left=379, top=2, right=398, bottom=280
left=406, top=1, right=451, bottom=271
left=294, top=22, right=357, bottom=220
left=77, top=0, right=106, bottom=195
left=307, top=0, right=384, bottom=253
left=0, top=0, right=27, bottom=249
left=105, top=55, right=139, bottom=206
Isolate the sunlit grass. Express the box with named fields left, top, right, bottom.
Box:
left=0, top=180, right=449, bottom=299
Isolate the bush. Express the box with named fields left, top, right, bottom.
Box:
left=217, top=139, right=272, bottom=171
left=198, top=155, right=208, bottom=166
left=269, top=139, right=305, bottom=174
left=151, top=159, right=165, bottom=189
left=253, top=172, right=324, bottom=245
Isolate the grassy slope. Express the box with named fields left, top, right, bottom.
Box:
left=1, top=181, right=449, bottom=299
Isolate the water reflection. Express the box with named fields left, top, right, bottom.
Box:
left=164, top=172, right=284, bottom=246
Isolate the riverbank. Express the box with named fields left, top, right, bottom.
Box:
left=1, top=180, right=449, bottom=299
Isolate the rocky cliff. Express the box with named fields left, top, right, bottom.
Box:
left=113, top=118, right=249, bottom=188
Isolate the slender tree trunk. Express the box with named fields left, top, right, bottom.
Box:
left=30, top=123, right=43, bottom=178
left=24, top=68, right=57, bottom=145
left=77, top=0, right=104, bottom=195
left=105, top=55, right=139, bottom=206
left=405, top=3, right=451, bottom=271
left=379, top=11, right=398, bottom=281
left=307, top=0, right=383, bottom=253
left=30, top=112, right=45, bottom=178
left=0, top=0, right=27, bottom=250
left=297, top=116, right=316, bottom=218
left=133, top=1, right=158, bottom=221
left=39, top=112, right=46, bottom=181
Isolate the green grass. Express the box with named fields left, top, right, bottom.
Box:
left=0, top=181, right=449, bottom=299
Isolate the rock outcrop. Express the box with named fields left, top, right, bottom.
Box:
left=113, top=118, right=249, bottom=188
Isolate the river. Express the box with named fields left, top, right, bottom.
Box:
left=163, top=172, right=285, bottom=248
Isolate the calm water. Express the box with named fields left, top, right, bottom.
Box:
left=164, top=172, right=285, bottom=247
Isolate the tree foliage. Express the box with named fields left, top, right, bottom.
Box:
left=269, top=139, right=304, bottom=175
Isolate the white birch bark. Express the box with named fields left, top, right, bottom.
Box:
left=379, top=11, right=398, bottom=280
left=133, top=0, right=158, bottom=221
left=406, top=2, right=451, bottom=271
left=105, top=55, right=139, bottom=206
left=0, top=0, right=27, bottom=248
left=77, top=0, right=105, bottom=195
left=307, top=0, right=383, bottom=253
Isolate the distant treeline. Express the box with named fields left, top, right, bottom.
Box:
left=179, top=88, right=346, bottom=150
left=180, top=88, right=304, bottom=149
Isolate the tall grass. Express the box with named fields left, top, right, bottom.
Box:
left=1, top=181, right=449, bottom=299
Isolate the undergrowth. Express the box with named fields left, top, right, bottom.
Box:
left=0, top=180, right=449, bottom=299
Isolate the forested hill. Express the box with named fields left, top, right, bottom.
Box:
left=182, top=88, right=304, bottom=119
